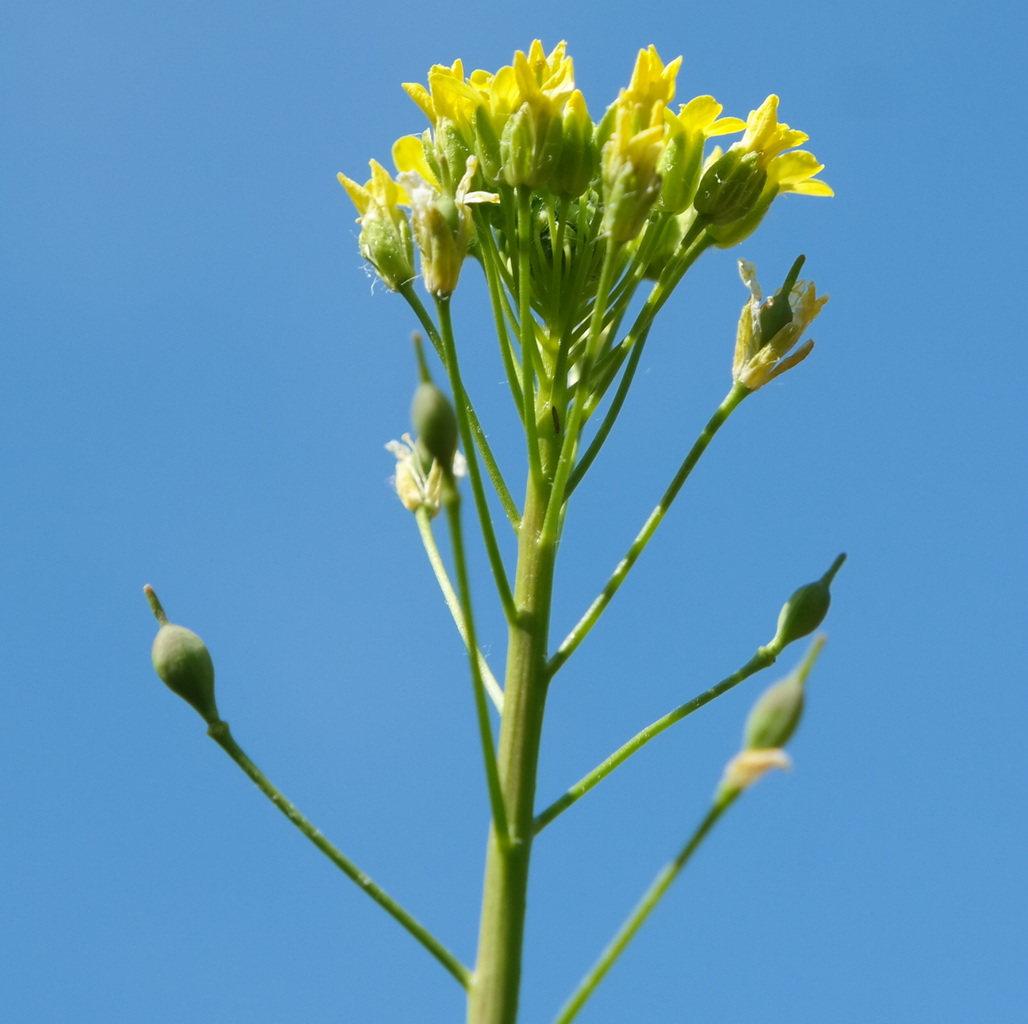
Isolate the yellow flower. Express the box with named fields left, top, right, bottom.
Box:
left=600, top=101, right=665, bottom=242
left=732, top=258, right=828, bottom=391
left=700, top=96, right=832, bottom=247
left=597, top=46, right=691, bottom=240
left=621, top=45, right=682, bottom=124
left=735, top=95, right=832, bottom=197
left=403, top=59, right=479, bottom=137
left=497, top=41, right=582, bottom=188
left=511, top=39, right=576, bottom=112
left=336, top=160, right=415, bottom=290
left=659, top=95, right=746, bottom=213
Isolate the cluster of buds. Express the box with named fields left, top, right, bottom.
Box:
left=338, top=41, right=831, bottom=296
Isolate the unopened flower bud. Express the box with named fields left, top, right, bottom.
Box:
left=144, top=585, right=219, bottom=725
left=744, top=671, right=804, bottom=752
left=473, top=108, right=503, bottom=183
left=501, top=103, right=563, bottom=188
left=768, top=554, right=845, bottom=652
left=552, top=91, right=594, bottom=198
left=411, top=381, right=458, bottom=472
left=435, top=119, right=472, bottom=192
left=694, top=149, right=767, bottom=225
left=743, top=635, right=825, bottom=751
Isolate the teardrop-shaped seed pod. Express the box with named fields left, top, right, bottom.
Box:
left=743, top=671, right=806, bottom=751
left=411, top=381, right=458, bottom=470
left=769, top=553, right=846, bottom=652
left=151, top=622, right=219, bottom=725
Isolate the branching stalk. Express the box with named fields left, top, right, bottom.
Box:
left=206, top=720, right=470, bottom=988
left=550, top=795, right=738, bottom=1024
left=415, top=506, right=504, bottom=712
left=550, top=382, right=748, bottom=676
left=534, top=647, right=776, bottom=832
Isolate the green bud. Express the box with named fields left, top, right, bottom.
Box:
left=411, top=381, right=458, bottom=471
left=473, top=108, right=502, bottom=183
left=769, top=553, right=846, bottom=652
left=743, top=637, right=825, bottom=750
left=435, top=194, right=461, bottom=235
left=552, top=94, right=595, bottom=199
left=435, top=119, right=471, bottom=194
left=144, top=585, right=219, bottom=725
left=359, top=209, right=415, bottom=292
left=657, top=129, right=704, bottom=215
left=500, top=105, right=533, bottom=187
left=694, top=149, right=767, bottom=226
left=744, top=670, right=805, bottom=751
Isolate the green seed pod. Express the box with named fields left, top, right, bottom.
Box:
left=758, top=255, right=807, bottom=344
left=743, top=671, right=805, bottom=751
left=411, top=380, right=458, bottom=470
left=769, top=553, right=846, bottom=652
left=151, top=622, right=219, bottom=725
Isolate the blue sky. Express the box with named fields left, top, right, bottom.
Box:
left=3, top=1, right=1026, bottom=1021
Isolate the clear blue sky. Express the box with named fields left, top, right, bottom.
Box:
left=3, top=1, right=1026, bottom=1021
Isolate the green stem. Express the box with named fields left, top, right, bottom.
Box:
left=542, top=242, right=621, bottom=541
left=205, top=720, right=470, bottom=988
left=534, top=647, right=775, bottom=833
left=468, top=470, right=557, bottom=1024
left=402, top=283, right=520, bottom=530
left=549, top=383, right=748, bottom=676
left=442, top=480, right=510, bottom=848
left=515, top=187, right=544, bottom=487
left=567, top=225, right=711, bottom=497
left=415, top=506, right=504, bottom=712
left=436, top=298, right=517, bottom=623
left=474, top=214, right=527, bottom=432
left=565, top=321, right=651, bottom=496
left=550, top=794, right=738, bottom=1024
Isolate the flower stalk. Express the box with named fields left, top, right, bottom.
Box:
left=141, top=38, right=839, bottom=1024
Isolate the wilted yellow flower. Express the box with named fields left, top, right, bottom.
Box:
left=717, top=748, right=792, bottom=799
left=732, top=258, right=828, bottom=391
left=385, top=433, right=466, bottom=516
left=396, top=154, right=499, bottom=297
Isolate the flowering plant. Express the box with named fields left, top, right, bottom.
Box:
left=144, top=41, right=842, bottom=1024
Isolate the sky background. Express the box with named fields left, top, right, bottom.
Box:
left=3, top=1, right=1026, bottom=1022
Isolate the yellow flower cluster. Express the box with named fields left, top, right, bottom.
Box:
left=338, top=41, right=832, bottom=295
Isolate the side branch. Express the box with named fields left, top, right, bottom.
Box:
left=549, top=383, right=748, bottom=677
left=206, top=720, right=471, bottom=988
left=534, top=647, right=775, bottom=833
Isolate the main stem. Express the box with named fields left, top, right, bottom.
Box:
left=468, top=472, right=556, bottom=1024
